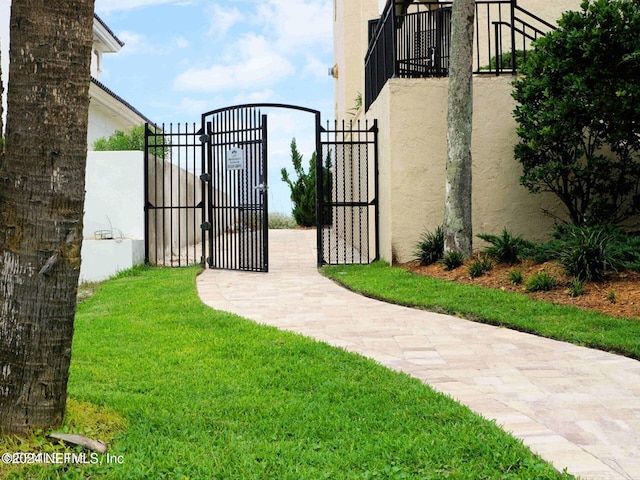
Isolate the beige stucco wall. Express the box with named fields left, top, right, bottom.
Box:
left=334, top=0, right=593, bottom=263
left=333, top=0, right=379, bottom=122
left=517, top=1, right=582, bottom=21
left=367, top=75, right=565, bottom=263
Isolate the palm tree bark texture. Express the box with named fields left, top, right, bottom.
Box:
left=444, top=0, right=475, bottom=258
left=0, top=0, right=95, bottom=434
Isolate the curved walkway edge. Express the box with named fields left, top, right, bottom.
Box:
left=197, top=229, right=640, bottom=480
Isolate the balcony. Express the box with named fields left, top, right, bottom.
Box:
left=364, top=0, right=555, bottom=111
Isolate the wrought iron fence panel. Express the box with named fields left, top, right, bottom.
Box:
left=317, top=119, right=379, bottom=265
left=144, top=123, right=206, bottom=267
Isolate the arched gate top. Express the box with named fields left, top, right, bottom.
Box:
left=201, top=103, right=321, bottom=120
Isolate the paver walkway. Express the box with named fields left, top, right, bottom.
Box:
left=197, top=229, right=640, bottom=480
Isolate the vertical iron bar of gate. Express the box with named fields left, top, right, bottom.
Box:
left=175, top=124, right=180, bottom=265
left=144, top=123, right=150, bottom=264
left=247, top=108, right=253, bottom=270
left=204, top=122, right=212, bottom=268
left=372, top=119, right=380, bottom=262
left=262, top=113, right=269, bottom=272
left=206, top=121, right=214, bottom=268
left=315, top=114, right=324, bottom=267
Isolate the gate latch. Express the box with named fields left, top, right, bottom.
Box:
left=254, top=183, right=268, bottom=192
left=200, top=173, right=211, bottom=182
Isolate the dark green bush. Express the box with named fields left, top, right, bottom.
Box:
left=468, top=256, right=494, bottom=278
left=442, top=251, right=464, bottom=271
left=513, top=0, right=640, bottom=225
left=280, top=138, right=332, bottom=228
left=507, top=269, right=524, bottom=285
left=545, top=224, right=640, bottom=281
left=414, top=226, right=445, bottom=265
left=477, top=229, right=535, bottom=264
left=553, top=225, right=620, bottom=281
left=526, top=271, right=557, bottom=292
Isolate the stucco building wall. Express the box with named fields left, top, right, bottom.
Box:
left=333, top=0, right=378, bottom=122
left=332, top=0, right=584, bottom=263
left=367, top=75, right=564, bottom=263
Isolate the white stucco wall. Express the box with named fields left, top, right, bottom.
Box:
left=80, top=151, right=145, bottom=282
left=79, top=239, right=144, bottom=283
left=84, top=150, right=144, bottom=240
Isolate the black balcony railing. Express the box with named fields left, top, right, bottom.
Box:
left=364, top=0, right=555, bottom=111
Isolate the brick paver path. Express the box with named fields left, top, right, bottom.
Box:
left=197, top=229, right=640, bottom=479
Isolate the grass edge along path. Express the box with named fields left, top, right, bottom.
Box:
left=1, top=266, right=571, bottom=479
left=322, top=262, right=640, bottom=361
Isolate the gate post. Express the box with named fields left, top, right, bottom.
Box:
left=315, top=112, right=324, bottom=267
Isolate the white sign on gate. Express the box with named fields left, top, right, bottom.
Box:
left=226, top=147, right=245, bottom=171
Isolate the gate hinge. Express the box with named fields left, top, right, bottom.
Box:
left=200, top=222, right=212, bottom=231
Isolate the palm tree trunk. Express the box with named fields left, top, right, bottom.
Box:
left=444, top=0, right=475, bottom=257
left=0, top=0, right=95, bottom=434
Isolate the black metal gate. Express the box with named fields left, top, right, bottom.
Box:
left=145, top=105, right=378, bottom=271
left=202, top=106, right=269, bottom=272
left=144, top=123, right=207, bottom=267
left=317, top=119, right=379, bottom=266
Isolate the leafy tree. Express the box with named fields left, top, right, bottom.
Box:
left=0, top=0, right=95, bottom=434
left=93, top=124, right=168, bottom=158
left=444, top=0, right=475, bottom=258
left=280, top=138, right=332, bottom=228
left=513, top=0, right=640, bottom=225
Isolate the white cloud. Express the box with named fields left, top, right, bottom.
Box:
left=256, top=0, right=332, bottom=53
left=176, top=37, right=189, bottom=49
left=116, top=30, right=146, bottom=54
left=173, top=33, right=294, bottom=93
left=230, top=89, right=276, bottom=105
left=175, top=97, right=209, bottom=116
left=302, top=55, right=329, bottom=81
left=206, top=5, right=244, bottom=39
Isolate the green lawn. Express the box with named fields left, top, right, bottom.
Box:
left=1, top=267, right=571, bottom=479
left=322, top=262, right=640, bottom=360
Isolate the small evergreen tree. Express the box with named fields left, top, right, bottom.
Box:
left=281, top=138, right=316, bottom=227
left=513, top=0, right=640, bottom=225
left=280, top=138, right=332, bottom=228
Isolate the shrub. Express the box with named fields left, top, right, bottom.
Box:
left=553, top=225, right=620, bottom=282
left=442, top=251, right=464, bottom=271
left=280, top=138, right=332, bottom=228
left=568, top=278, right=586, bottom=297
left=93, top=124, right=168, bottom=158
left=468, top=256, right=494, bottom=278
left=512, top=0, right=640, bottom=225
left=477, top=229, right=534, bottom=264
left=414, top=226, right=445, bottom=265
left=507, top=269, right=524, bottom=285
left=483, top=49, right=527, bottom=71
left=607, top=230, right=640, bottom=272
left=526, top=271, right=557, bottom=292
left=268, top=213, right=297, bottom=229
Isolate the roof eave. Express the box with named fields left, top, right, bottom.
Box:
left=93, top=14, right=124, bottom=53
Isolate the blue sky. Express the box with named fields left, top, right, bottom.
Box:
left=0, top=0, right=336, bottom=215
